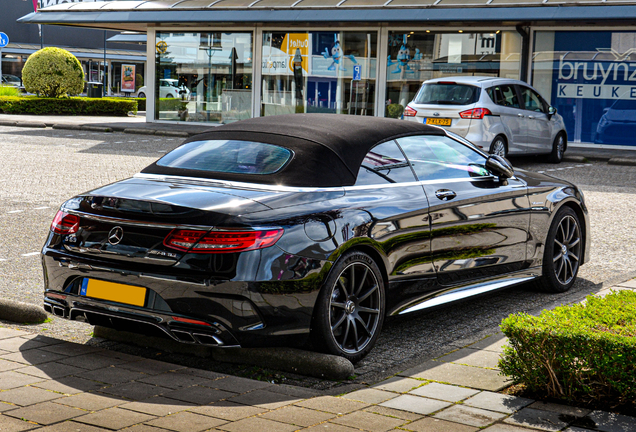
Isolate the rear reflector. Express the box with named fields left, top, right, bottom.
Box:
left=459, top=107, right=492, bottom=119
left=51, top=211, right=80, bottom=235
left=164, top=228, right=283, bottom=254
left=172, top=316, right=211, bottom=326
left=403, top=106, right=417, bottom=117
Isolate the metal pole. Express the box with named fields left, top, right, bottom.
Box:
left=39, top=25, right=43, bottom=49
left=0, top=48, right=3, bottom=85
left=103, top=31, right=107, bottom=96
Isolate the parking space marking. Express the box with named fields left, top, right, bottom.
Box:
left=7, top=210, right=24, bottom=214
left=21, top=252, right=40, bottom=257
left=34, top=207, right=50, bottom=210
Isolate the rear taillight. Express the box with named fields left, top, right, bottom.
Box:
left=164, top=228, right=283, bottom=253
left=459, top=107, right=492, bottom=119
left=50, top=211, right=80, bottom=235
left=403, top=106, right=417, bottom=117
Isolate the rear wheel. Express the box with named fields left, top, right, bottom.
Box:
left=137, top=92, right=146, bottom=99
left=548, top=133, right=566, bottom=164
left=536, top=206, right=582, bottom=293
left=311, top=251, right=385, bottom=363
left=489, top=136, right=508, bottom=159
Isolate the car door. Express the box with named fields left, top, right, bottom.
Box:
left=346, top=140, right=436, bottom=310
left=518, top=85, right=553, bottom=154
left=486, top=84, right=527, bottom=154
left=396, top=134, right=531, bottom=286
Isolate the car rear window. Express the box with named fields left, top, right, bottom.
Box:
left=413, top=83, right=480, bottom=105
left=156, top=140, right=292, bottom=175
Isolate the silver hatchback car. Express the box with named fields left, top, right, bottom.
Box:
left=403, top=77, right=567, bottom=162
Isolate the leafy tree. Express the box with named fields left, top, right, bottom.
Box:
left=22, top=47, right=85, bottom=98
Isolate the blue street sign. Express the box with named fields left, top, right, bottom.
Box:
left=353, top=64, right=361, bottom=81
left=0, top=32, right=8, bottom=48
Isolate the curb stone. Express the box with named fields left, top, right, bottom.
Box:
left=155, top=130, right=190, bottom=137
left=80, top=125, right=113, bottom=132
left=52, top=124, right=81, bottom=130
left=0, top=299, right=48, bottom=324
left=562, top=155, right=588, bottom=163
left=0, top=120, right=17, bottom=127
left=608, top=157, right=636, bottom=166
left=93, top=325, right=354, bottom=381
left=15, top=121, right=46, bottom=128
left=124, top=128, right=156, bottom=135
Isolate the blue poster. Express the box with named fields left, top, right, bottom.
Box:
left=542, top=31, right=636, bottom=146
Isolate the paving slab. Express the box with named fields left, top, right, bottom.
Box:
left=363, top=404, right=424, bottom=421
left=615, top=278, right=636, bottom=288
left=162, top=386, right=235, bottom=405
left=56, top=353, right=133, bottom=370
left=405, top=417, right=479, bottom=432
left=0, top=360, right=23, bottom=373
left=25, top=421, right=109, bottom=432
left=73, top=406, right=156, bottom=429
left=32, top=376, right=106, bottom=395
left=260, top=405, right=336, bottom=427
left=16, top=362, right=86, bottom=380
left=0, top=386, right=65, bottom=406
left=0, top=371, right=43, bottom=390
left=409, top=382, right=480, bottom=402
left=76, top=365, right=147, bottom=384
left=342, top=388, right=398, bottom=404
left=504, top=407, right=570, bottom=431
left=379, top=394, right=451, bottom=415
left=117, top=358, right=186, bottom=375
left=216, top=416, right=298, bottom=432
left=54, top=392, right=125, bottom=410
left=3, top=401, right=86, bottom=425
left=401, top=360, right=511, bottom=391
left=38, top=343, right=102, bottom=357
left=370, top=376, right=422, bottom=393
left=0, top=349, right=67, bottom=365
left=482, top=424, right=544, bottom=431
left=0, top=329, right=29, bottom=339
left=436, top=347, right=502, bottom=369
left=434, top=404, right=507, bottom=427
left=0, top=414, right=39, bottom=431
left=463, top=391, right=534, bottom=414
left=137, top=370, right=212, bottom=389
left=527, top=401, right=591, bottom=417
left=296, top=396, right=370, bottom=414
left=0, top=337, right=50, bottom=352
left=98, top=381, right=167, bottom=400
left=145, top=411, right=228, bottom=432
left=577, top=410, right=636, bottom=432
left=299, top=422, right=360, bottom=432
left=230, top=389, right=301, bottom=410
left=207, top=375, right=272, bottom=393
left=331, top=410, right=407, bottom=431
left=188, top=400, right=267, bottom=421
left=119, top=396, right=195, bottom=417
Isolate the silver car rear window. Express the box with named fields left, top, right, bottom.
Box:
left=413, top=83, right=480, bottom=106
left=157, top=139, right=292, bottom=175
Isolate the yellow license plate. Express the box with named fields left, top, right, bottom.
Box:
left=80, top=279, right=146, bottom=307
left=425, top=118, right=452, bottom=126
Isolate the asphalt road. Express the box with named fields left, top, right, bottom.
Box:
left=1, top=126, right=635, bottom=390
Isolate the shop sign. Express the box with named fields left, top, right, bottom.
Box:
left=121, top=64, right=135, bottom=93
left=262, top=33, right=310, bottom=76
left=39, top=0, right=99, bottom=8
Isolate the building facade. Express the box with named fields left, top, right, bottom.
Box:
left=18, top=0, right=636, bottom=147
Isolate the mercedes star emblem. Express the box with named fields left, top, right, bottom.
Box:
left=108, top=226, right=124, bottom=245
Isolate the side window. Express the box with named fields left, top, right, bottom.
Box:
left=354, top=141, right=417, bottom=186
left=396, top=135, right=490, bottom=181
left=487, top=84, right=520, bottom=109
left=520, top=86, right=546, bottom=113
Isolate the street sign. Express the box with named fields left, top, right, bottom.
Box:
left=353, top=64, right=361, bottom=81
left=0, top=32, right=9, bottom=48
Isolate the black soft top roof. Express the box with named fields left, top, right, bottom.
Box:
left=141, top=114, right=446, bottom=187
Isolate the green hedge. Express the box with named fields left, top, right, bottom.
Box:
left=0, top=96, right=137, bottom=116
left=499, top=290, right=636, bottom=406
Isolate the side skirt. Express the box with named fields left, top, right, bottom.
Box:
left=389, top=269, right=540, bottom=316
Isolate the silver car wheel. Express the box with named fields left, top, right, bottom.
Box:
left=329, top=262, right=381, bottom=355
left=552, top=214, right=581, bottom=286
left=491, top=137, right=507, bottom=158
left=556, top=135, right=565, bottom=160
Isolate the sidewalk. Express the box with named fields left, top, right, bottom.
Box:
left=1, top=279, right=635, bottom=431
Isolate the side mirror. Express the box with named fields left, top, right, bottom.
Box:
left=486, top=154, right=514, bottom=180
left=548, top=106, right=557, bottom=119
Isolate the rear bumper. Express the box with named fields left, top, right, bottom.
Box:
left=41, top=244, right=328, bottom=349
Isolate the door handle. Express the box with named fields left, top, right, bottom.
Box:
left=528, top=115, right=535, bottom=119
left=435, top=189, right=457, bottom=201
left=517, top=113, right=525, bottom=118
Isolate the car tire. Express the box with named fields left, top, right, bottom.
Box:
left=535, top=206, right=582, bottom=293
left=548, top=133, right=566, bottom=164
left=311, top=251, right=385, bottom=363
left=166, top=94, right=174, bottom=98
left=489, top=136, right=508, bottom=159
left=137, top=92, right=146, bottom=99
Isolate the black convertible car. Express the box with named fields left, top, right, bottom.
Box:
left=42, top=114, right=589, bottom=362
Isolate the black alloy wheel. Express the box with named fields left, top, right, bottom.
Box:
left=312, top=251, right=385, bottom=363
left=537, top=206, right=582, bottom=293
left=548, top=133, right=566, bottom=163
left=137, top=92, right=146, bottom=99
left=490, top=136, right=508, bottom=159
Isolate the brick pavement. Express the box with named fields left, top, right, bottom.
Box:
left=1, top=278, right=635, bottom=431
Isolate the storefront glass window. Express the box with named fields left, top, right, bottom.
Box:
left=261, top=31, right=377, bottom=116
left=155, top=31, right=253, bottom=123
left=533, top=31, right=636, bottom=146
left=384, top=31, right=521, bottom=118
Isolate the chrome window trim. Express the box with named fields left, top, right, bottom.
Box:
left=134, top=171, right=511, bottom=193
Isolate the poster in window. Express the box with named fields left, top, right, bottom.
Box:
left=121, top=65, right=136, bottom=93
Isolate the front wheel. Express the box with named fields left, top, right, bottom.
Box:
left=137, top=92, right=146, bottom=99
left=548, top=133, right=566, bottom=164
left=311, top=251, right=385, bottom=363
left=536, top=206, right=582, bottom=293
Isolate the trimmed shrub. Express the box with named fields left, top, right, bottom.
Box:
left=386, top=103, right=404, bottom=119
left=0, top=96, right=137, bottom=116
left=133, top=97, right=146, bottom=111
left=0, top=85, right=20, bottom=97
left=22, top=47, right=85, bottom=97
left=499, top=290, right=636, bottom=406
left=135, top=73, right=144, bottom=91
